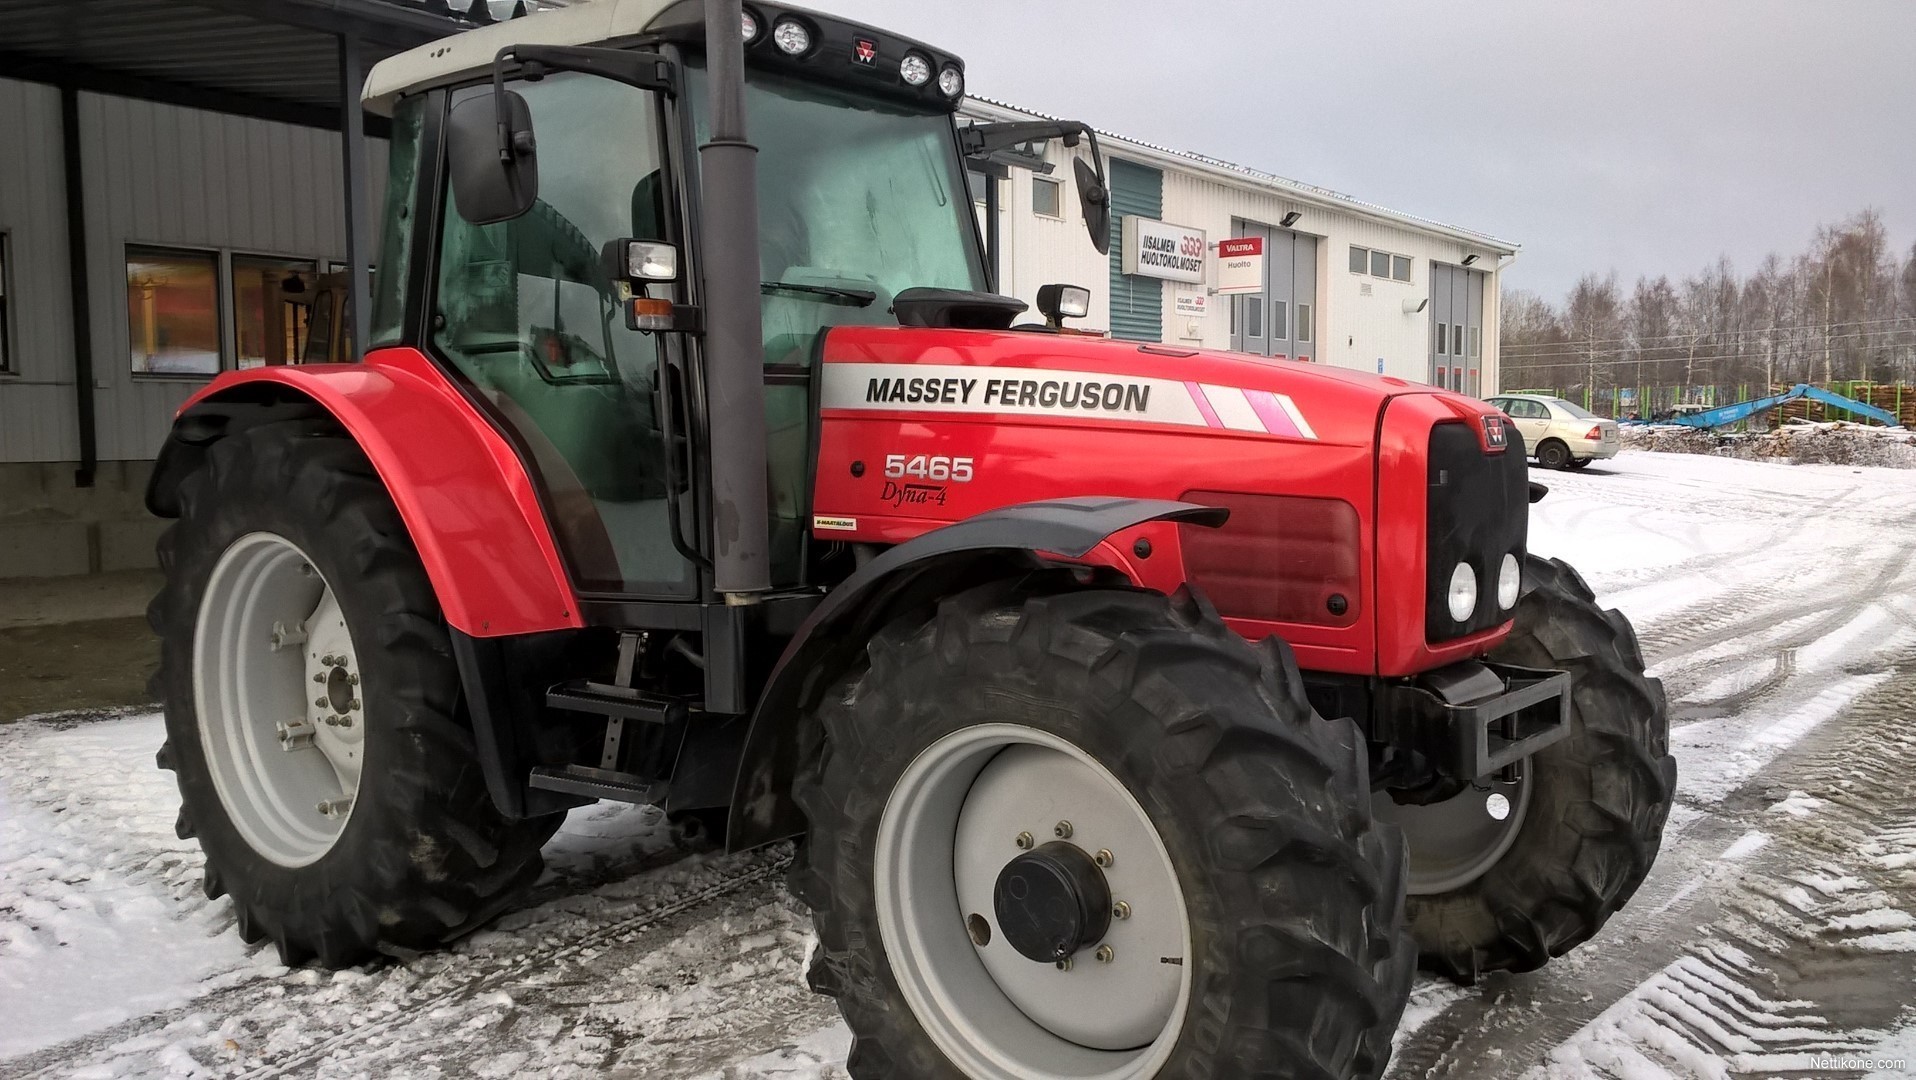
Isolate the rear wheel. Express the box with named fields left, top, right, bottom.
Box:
left=1566, top=457, right=1593, bottom=470
left=791, top=581, right=1413, bottom=1079
left=1374, top=555, right=1676, bottom=982
left=1535, top=440, right=1571, bottom=469
left=152, top=422, right=561, bottom=966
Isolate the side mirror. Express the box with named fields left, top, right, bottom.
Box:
left=1074, top=157, right=1110, bottom=256
left=447, top=89, right=538, bottom=226
left=1037, top=283, right=1090, bottom=329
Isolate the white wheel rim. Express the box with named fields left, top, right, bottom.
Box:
left=193, top=532, right=364, bottom=868
left=1372, top=768, right=1532, bottom=895
left=875, top=724, right=1192, bottom=1080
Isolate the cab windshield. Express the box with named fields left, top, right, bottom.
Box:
left=688, top=60, right=988, bottom=365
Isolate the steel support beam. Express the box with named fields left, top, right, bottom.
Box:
left=338, top=33, right=373, bottom=360
left=59, top=86, right=98, bottom=489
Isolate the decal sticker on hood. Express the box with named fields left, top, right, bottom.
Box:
left=819, top=363, right=1316, bottom=440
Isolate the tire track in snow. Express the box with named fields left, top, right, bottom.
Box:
left=9, top=853, right=794, bottom=1079
left=1526, top=669, right=1916, bottom=1078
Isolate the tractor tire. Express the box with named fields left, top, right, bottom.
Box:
left=1377, top=555, right=1676, bottom=983
left=1535, top=440, right=1571, bottom=469
left=150, top=421, right=562, bottom=967
left=789, top=579, right=1414, bottom=1080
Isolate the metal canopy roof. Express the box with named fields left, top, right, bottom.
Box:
left=0, top=0, right=564, bottom=129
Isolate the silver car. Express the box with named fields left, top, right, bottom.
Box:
left=1486, top=393, right=1620, bottom=469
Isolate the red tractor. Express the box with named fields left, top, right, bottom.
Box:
left=146, top=2, right=1675, bottom=1076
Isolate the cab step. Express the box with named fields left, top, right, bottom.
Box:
left=545, top=680, right=691, bottom=725
left=528, top=764, right=668, bottom=805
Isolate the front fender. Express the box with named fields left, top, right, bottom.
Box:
left=147, top=348, right=580, bottom=639
left=724, top=496, right=1227, bottom=851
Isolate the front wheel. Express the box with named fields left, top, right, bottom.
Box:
left=791, top=581, right=1413, bottom=1079
left=1373, top=555, right=1676, bottom=982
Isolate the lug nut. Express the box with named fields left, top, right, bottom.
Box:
left=337, top=715, right=353, bottom=728
left=1096, top=945, right=1115, bottom=963
left=1112, top=901, right=1131, bottom=920
left=348, top=674, right=360, bottom=686
left=313, top=673, right=326, bottom=683
left=1094, top=849, right=1113, bottom=867
left=1054, top=957, right=1073, bottom=971
left=1015, top=831, right=1034, bottom=850
left=348, top=699, right=360, bottom=711
left=1054, top=821, right=1073, bottom=839
left=314, top=697, right=328, bottom=708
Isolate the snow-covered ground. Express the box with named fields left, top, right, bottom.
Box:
left=4, top=449, right=1915, bottom=1078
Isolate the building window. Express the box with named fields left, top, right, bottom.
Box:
left=1031, top=176, right=1062, bottom=218
left=1243, top=296, right=1262, bottom=337
left=1469, top=325, right=1481, bottom=358
left=1351, top=245, right=1414, bottom=283
left=1453, top=323, right=1465, bottom=355
left=233, top=255, right=319, bottom=368
left=1271, top=299, right=1288, bottom=341
left=127, top=246, right=221, bottom=376
left=1436, top=321, right=1448, bottom=355
left=1296, top=302, right=1312, bottom=343
left=0, top=233, right=12, bottom=374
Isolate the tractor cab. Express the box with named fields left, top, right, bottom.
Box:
left=356, top=0, right=1109, bottom=601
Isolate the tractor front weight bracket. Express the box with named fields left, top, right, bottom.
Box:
left=1371, top=661, right=1571, bottom=781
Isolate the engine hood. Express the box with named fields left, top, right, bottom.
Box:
left=819, top=325, right=1468, bottom=448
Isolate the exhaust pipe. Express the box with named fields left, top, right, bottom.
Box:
left=698, top=0, right=771, bottom=600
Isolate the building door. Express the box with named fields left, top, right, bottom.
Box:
left=1228, top=220, right=1317, bottom=361
left=1429, top=262, right=1486, bottom=395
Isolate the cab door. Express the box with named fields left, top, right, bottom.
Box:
left=428, top=74, right=695, bottom=598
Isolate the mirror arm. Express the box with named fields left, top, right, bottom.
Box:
left=960, top=119, right=1092, bottom=160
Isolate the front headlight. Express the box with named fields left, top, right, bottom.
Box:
left=1447, top=562, right=1478, bottom=623
left=1498, top=553, right=1522, bottom=610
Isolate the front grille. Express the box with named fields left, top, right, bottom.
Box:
left=1425, top=422, right=1529, bottom=642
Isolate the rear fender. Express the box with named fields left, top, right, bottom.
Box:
left=146, top=348, right=581, bottom=639
left=724, top=496, right=1226, bottom=851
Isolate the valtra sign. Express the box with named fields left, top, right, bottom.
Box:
left=1121, top=216, right=1206, bottom=283
left=1216, top=236, right=1265, bottom=295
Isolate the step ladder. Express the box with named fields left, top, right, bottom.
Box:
left=529, top=631, right=691, bottom=805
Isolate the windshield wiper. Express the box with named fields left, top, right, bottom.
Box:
left=760, top=280, right=876, bottom=307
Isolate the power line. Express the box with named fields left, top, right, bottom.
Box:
left=1501, top=314, right=1916, bottom=355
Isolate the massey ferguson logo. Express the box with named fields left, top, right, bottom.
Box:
left=853, top=38, right=877, bottom=65
left=1483, top=415, right=1508, bottom=448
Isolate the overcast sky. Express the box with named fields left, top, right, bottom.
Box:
left=824, top=0, right=1916, bottom=300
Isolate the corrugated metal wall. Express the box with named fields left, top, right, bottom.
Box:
left=0, top=80, right=80, bottom=463
left=0, top=77, right=387, bottom=463
left=1106, top=157, right=1163, bottom=343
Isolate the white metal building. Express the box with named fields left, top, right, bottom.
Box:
left=962, top=98, right=1517, bottom=393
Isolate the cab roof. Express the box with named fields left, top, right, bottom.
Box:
left=363, top=0, right=675, bottom=115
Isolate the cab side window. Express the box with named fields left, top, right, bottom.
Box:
left=431, top=75, right=688, bottom=596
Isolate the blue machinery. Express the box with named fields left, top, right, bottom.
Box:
left=1640, top=384, right=1902, bottom=429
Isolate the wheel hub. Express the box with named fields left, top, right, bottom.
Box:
left=876, top=727, right=1191, bottom=1077
left=993, top=841, right=1112, bottom=963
